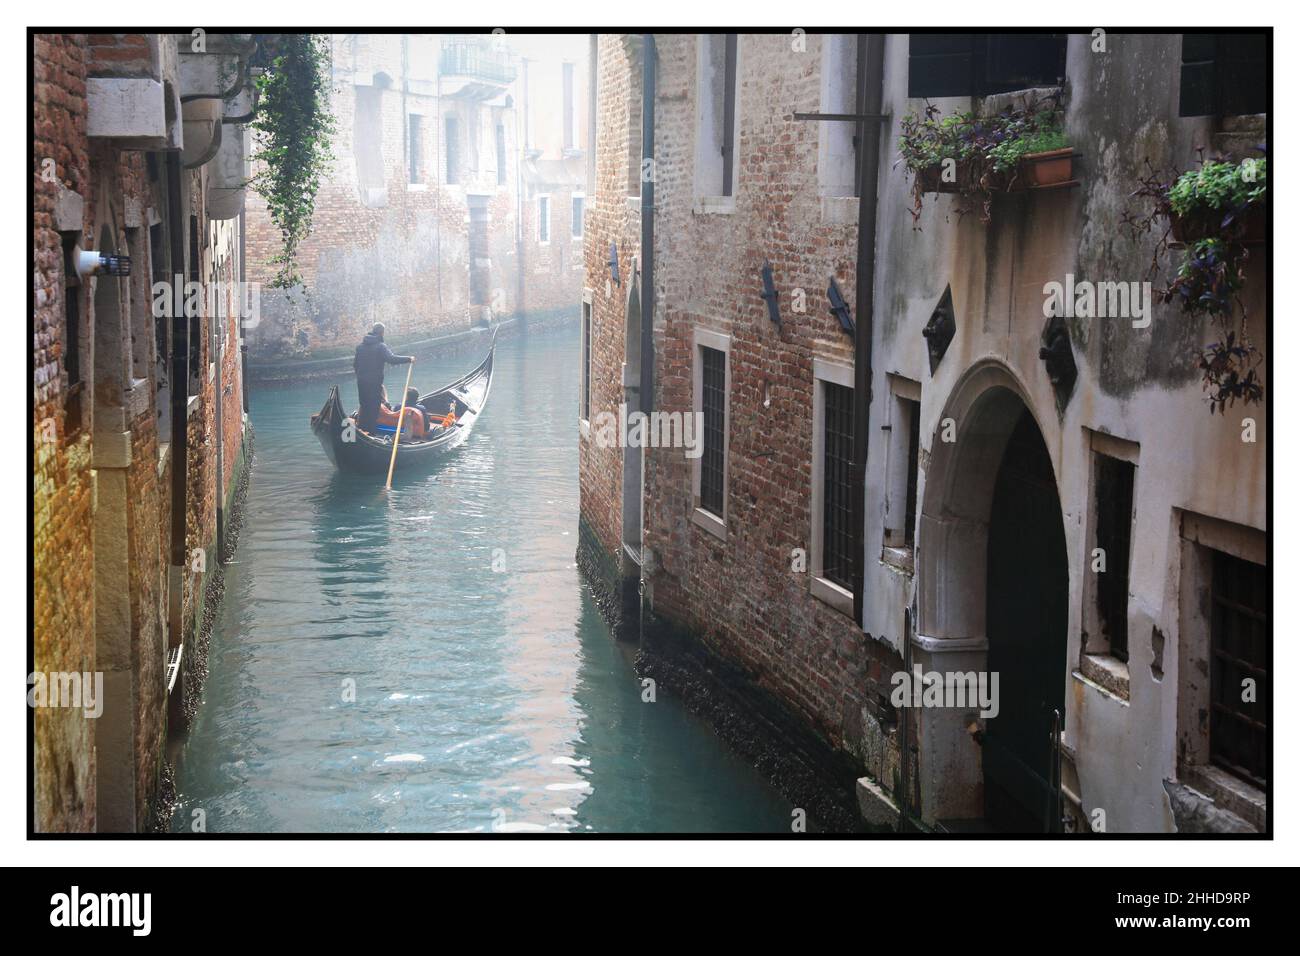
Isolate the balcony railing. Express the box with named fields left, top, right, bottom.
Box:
left=439, top=37, right=516, bottom=86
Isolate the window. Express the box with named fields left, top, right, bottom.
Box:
left=445, top=116, right=460, bottom=185
left=353, top=84, right=386, bottom=202
left=1175, top=513, right=1267, bottom=828
left=408, top=114, right=423, bottom=184
left=495, top=122, right=507, bottom=186
left=562, top=62, right=576, bottom=151
left=537, top=195, right=551, bottom=243
left=1209, top=549, right=1268, bottom=788
left=700, top=347, right=726, bottom=515
left=580, top=293, right=592, bottom=425
left=571, top=195, right=584, bottom=239
left=819, top=34, right=862, bottom=198
left=1092, top=453, right=1135, bottom=662
left=691, top=328, right=730, bottom=538
left=907, top=34, right=1066, bottom=98
left=125, top=226, right=150, bottom=383
left=821, top=381, right=855, bottom=589
left=811, top=360, right=856, bottom=613
left=61, top=231, right=85, bottom=435
left=1179, top=33, right=1267, bottom=118
left=467, top=196, right=490, bottom=306
left=883, top=378, right=921, bottom=556
left=149, top=220, right=171, bottom=432
left=695, top=34, right=739, bottom=200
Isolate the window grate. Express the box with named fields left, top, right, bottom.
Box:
left=1094, top=454, right=1135, bottom=661
left=822, top=380, right=855, bottom=590
left=904, top=399, right=920, bottom=547
left=1210, top=550, right=1269, bottom=789
left=445, top=117, right=460, bottom=185
left=408, top=114, right=422, bottom=184
left=700, top=346, right=726, bottom=517
left=581, top=303, right=591, bottom=422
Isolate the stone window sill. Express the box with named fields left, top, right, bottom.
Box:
left=1080, top=653, right=1130, bottom=701
left=691, top=506, right=726, bottom=541
left=811, top=574, right=853, bottom=618
left=693, top=196, right=735, bottom=215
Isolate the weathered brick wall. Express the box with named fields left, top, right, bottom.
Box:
left=33, top=32, right=249, bottom=831
left=246, top=37, right=518, bottom=360
left=85, top=33, right=156, bottom=77
left=642, top=34, right=900, bottom=763
left=578, top=35, right=643, bottom=575
left=33, top=32, right=96, bottom=833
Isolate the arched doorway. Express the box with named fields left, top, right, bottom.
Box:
left=983, top=406, right=1068, bottom=832
left=914, top=364, right=1069, bottom=832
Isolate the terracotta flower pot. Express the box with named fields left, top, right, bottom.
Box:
left=1018, top=148, right=1075, bottom=188
left=1169, top=204, right=1267, bottom=245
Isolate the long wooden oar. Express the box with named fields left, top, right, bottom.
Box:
left=384, top=359, right=416, bottom=489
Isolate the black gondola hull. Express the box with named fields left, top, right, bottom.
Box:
left=310, top=333, right=495, bottom=476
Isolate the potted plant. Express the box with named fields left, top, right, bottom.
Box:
left=989, top=127, right=1074, bottom=189
left=1124, top=151, right=1267, bottom=413
left=897, top=91, right=1074, bottom=225
left=1166, top=156, right=1267, bottom=245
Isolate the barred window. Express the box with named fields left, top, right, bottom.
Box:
left=700, top=345, right=726, bottom=517
left=821, top=380, right=855, bottom=590
left=1094, top=454, right=1135, bottom=662
left=580, top=299, right=592, bottom=422
left=538, top=196, right=551, bottom=243
left=1210, top=550, right=1269, bottom=788
left=408, top=114, right=423, bottom=183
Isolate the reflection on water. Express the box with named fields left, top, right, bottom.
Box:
left=172, top=327, right=793, bottom=833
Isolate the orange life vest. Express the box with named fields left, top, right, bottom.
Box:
left=376, top=403, right=429, bottom=440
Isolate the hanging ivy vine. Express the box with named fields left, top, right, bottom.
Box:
left=249, top=34, right=336, bottom=288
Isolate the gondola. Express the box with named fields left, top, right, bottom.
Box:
left=310, top=330, right=496, bottom=475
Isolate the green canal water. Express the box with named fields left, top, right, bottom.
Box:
left=171, top=325, right=794, bottom=833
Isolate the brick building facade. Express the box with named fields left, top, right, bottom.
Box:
left=32, top=32, right=254, bottom=832
left=244, top=34, right=588, bottom=372
left=578, top=32, right=1268, bottom=833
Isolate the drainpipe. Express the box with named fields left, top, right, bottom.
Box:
left=851, top=35, right=884, bottom=627
left=850, top=34, right=901, bottom=826
left=639, top=35, right=656, bottom=417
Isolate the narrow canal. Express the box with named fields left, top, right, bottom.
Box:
left=172, top=324, right=794, bottom=833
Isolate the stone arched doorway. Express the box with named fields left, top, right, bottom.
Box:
left=914, top=363, right=1068, bottom=832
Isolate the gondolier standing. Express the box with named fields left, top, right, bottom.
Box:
left=354, top=323, right=414, bottom=432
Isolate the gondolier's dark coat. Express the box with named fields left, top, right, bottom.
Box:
left=354, top=332, right=413, bottom=430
